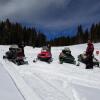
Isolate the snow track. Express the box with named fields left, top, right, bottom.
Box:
left=18, top=63, right=100, bottom=89
left=1, top=60, right=41, bottom=100
left=16, top=63, right=100, bottom=100
left=0, top=44, right=100, bottom=100
left=23, top=73, right=72, bottom=100
left=1, top=59, right=79, bottom=100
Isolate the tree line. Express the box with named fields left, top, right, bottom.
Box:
left=49, top=23, right=100, bottom=46
left=0, top=19, right=100, bottom=47
left=0, top=19, right=47, bottom=47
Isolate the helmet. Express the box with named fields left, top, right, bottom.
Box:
left=64, top=47, right=70, bottom=51
left=62, top=47, right=71, bottom=54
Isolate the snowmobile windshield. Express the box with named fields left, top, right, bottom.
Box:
left=42, top=46, right=49, bottom=51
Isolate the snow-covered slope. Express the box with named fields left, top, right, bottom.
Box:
left=0, top=43, right=100, bottom=100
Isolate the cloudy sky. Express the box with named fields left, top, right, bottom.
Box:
left=0, top=0, right=100, bottom=36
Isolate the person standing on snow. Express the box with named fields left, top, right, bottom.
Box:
left=85, top=40, right=94, bottom=69
left=18, top=41, right=25, bottom=57
left=47, top=44, right=51, bottom=53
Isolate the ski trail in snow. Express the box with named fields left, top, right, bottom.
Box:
left=18, top=64, right=100, bottom=90
left=0, top=59, right=41, bottom=100
left=0, top=63, right=24, bottom=100
left=32, top=73, right=79, bottom=100
left=1, top=59, right=80, bottom=100
left=0, top=44, right=100, bottom=100
left=0, top=63, right=26, bottom=100
left=3, top=61, right=79, bottom=100
left=23, top=73, right=75, bottom=100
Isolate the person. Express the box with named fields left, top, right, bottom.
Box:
left=18, top=41, right=25, bottom=57
left=47, top=44, right=51, bottom=52
left=85, top=40, right=94, bottom=69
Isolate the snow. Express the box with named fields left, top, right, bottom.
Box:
left=0, top=62, right=24, bottom=100
left=0, top=43, right=100, bottom=100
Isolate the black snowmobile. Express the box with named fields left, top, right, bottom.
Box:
left=59, top=48, right=76, bottom=64
left=78, top=53, right=99, bottom=67
left=3, top=45, right=28, bottom=65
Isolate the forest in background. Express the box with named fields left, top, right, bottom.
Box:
left=49, top=23, right=100, bottom=46
left=0, top=19, right=100, bottom=47
left=0, top=19, right=46, bottom=47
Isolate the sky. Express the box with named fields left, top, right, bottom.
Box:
left=0, top=0, right=100, bottom=39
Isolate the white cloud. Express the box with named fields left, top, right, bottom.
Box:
left=0, top=0, right=100, bottom=31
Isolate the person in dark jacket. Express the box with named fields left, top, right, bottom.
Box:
left=85, top=40, right=94, bottom=69
left=47, top=44, right=51, bottom=52
left=18, top=41, right=25, bottom=57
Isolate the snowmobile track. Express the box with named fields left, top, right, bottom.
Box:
left=23, top=72, right=74, bottom=100
left=1, top=59, right=41, bottom=100
left=19, top=64, right=100, bottom=90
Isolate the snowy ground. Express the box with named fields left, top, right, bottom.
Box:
left=0, top=63, right=24, bottom=100
left=0, top=43, right=100, bottom=100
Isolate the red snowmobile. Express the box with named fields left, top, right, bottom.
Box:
left=34, top=46, right=52, bottom=63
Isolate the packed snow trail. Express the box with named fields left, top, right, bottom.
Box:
left=2, top=59, right=77, bottom=100
left=0, top=43, right=100, bottom=100
left=1, top=59, right=41, bottom=100
left=0, top=63, right=24, bottom=100
left=17, top=63, right=100, bottom=89
left=23, top=73, right=72, bottom=100
left=16, top=63, right=100, bottom=100
left=0, top=51, right=77, bottom=100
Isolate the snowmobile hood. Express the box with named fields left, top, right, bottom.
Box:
left=38, top=51, right=52, bottom=58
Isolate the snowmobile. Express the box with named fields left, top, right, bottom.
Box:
left=34, top=46, right=52, bottom=63
left=59, top=48, right=76, bottom=64
left=78, top=53, right=99, bottom=67
left=3, top=45, right=28, bottom=65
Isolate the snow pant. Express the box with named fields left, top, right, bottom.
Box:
left=85, top=56, right=93, bottom=69
left=22, top=48, right=25, bottom=57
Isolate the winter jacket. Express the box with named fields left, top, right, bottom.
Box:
left=47, top=45, right=51, bottom=52
left=86, top=42, right=94, bottom=57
